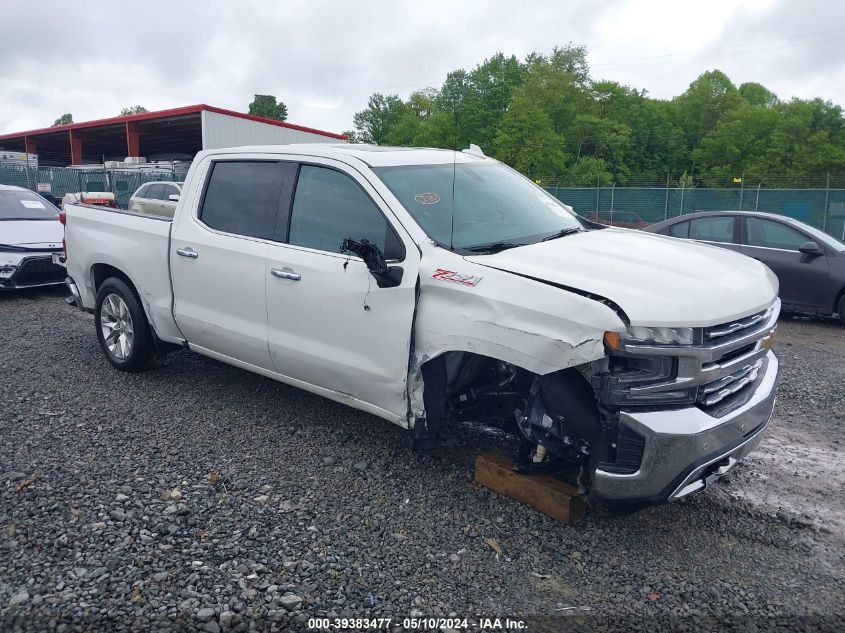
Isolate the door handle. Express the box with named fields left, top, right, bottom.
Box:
left=176, top=248, right=198, bottom=259
left=271, top=268, right=301, bottom=281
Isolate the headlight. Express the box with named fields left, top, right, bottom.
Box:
left=599, top=326, right=701, bottom=406
left=0, top=266, right=17, bottom=279
left=605, top=326, right=698, bottom=348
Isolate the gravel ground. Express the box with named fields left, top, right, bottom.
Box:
left=1, top=288, right=843, bottom=632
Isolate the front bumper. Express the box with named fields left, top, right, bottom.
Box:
left=0, top=254, right=66, bottom=290
left=592, top=350, right=778, bottom=503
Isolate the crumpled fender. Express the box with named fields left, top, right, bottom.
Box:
left=408, top=252, right=626, bottom=421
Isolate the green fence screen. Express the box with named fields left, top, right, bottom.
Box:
left=0, top=164, right=187, bottom=208
left=546, top=185, right=845, bottom=240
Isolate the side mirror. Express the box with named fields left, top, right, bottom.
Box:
left=342, top=238, right=403, bottom=289
left=798, top=241, right=822, bottom=256
left=168, top=194, right=180, bottom=202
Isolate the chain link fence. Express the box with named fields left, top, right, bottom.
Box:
left=0, top=164, right=187, bottom=208
left=546, top=184, right=845, bottom=240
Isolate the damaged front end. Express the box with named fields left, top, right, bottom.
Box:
left=411, top=352, right=611, bottom=495
left=410, top=301, right=780, bottom=507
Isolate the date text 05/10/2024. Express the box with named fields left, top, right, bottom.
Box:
left=306, top=617, right=528, bottom=630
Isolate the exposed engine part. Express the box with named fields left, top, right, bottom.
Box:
left=512, top=369, right=606, bottom=483
left=532, top=444, right=547, bottom=464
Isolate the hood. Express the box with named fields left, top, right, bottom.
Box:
left=465, top=228, right=779, bottom=327
left=0, top=219, right=63, bottom=251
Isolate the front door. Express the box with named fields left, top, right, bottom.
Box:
left=171, top=158, right=295, bottom=370
left=741, top=216, right=830, bottom=308
left=265, top=161, right=419, bottom=421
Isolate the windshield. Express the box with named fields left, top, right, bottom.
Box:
left=0, top=189, right=60, bottom=220
left=373, top=162, right=582, bottom=251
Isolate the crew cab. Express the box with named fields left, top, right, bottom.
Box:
left=61, top=145, right=780, bottom=505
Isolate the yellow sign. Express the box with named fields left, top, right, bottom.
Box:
left=733, top=177, right=743, bottom=183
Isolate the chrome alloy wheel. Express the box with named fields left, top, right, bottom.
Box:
left=100, top=293, right=134, bottom=360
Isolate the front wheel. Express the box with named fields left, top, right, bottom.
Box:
left=94, top=278, right=157, bottom=372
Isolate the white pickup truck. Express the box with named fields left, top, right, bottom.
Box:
left=62, top=144, right=780, bottom=505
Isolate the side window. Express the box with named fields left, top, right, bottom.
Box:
left=199, top=161, right=294, bottom=240
left=689, top=216, right=735, bottom=243
left=664, top=220, right=689, bottom=238
left=146, top=184, right=165, bottom=200
left=163, top=185, right=179, bottom=200
left=135, top=184, right=149, bottom=198
left=746, top=218, right=808, bottom=251
left=288, top=165, right=404, bottom=259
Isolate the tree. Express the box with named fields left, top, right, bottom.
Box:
left=567, top=157, right=613, bottom=186
left=344, top=46, right=845, bottom=187
left=120, top=105, right=148, bottom=116
left=352, top=93, right=409, bottom=144
left=341, top=130, right=360, bottom=143
left=493, top=95, right=566, bottom=180
left=457, top=53, right=526, bottom=149
left=738, top=83, right=778, bottom=108
left=248, top=95, right=288, bottom=121
left=52, top=113, right=73, bottom=126
left=673, top=70, right=743, bottom=153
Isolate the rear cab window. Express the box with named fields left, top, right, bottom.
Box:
left=198, top=161, right=296, bottom=241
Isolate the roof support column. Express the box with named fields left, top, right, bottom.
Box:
left=24, top=136, right=37, bottom=155
left=125, top=121, right=140, bottom=158
left=69, top=129, right=82, bottom=165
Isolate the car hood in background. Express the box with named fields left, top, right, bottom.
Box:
left=0, top=219, right=63, bottom=250
left=465, top=228, right=779, bottom=327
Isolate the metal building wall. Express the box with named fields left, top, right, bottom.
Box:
left=201, top=111, right=342, bottom=149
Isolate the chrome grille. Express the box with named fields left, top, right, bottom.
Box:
left=706, top=307, right=773, bottom=342
left=699, top=359, right=763, bottom=406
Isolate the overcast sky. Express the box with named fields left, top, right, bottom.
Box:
left=1, top=0, right=843, bottom=136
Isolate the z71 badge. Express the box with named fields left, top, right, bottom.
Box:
left=431, top=268, right=483, bottom=287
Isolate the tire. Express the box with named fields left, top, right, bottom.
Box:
left=94, top=277, right=157, bottom=372
left=839, top=294, right=845, bottom=327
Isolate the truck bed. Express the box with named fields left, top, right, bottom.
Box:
left=63, top=204, right=183, bottom=343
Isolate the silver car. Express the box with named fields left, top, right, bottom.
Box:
left=128, top=181, right=182, bottom=217
left=0, top=185, right=66, bottom=290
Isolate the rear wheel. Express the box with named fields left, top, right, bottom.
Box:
left=95, top=278, right=156, bottom=372
left=839, top=294, right=845, bottom=327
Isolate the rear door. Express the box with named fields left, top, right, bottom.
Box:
left=171, top=157, right=294, bottom=369
left=740, top=216, right=830, bottom=308
left=265, top=159, right=420, bottom=421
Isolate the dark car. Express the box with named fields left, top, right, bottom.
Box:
left=645, top=211, right=845, bottom=324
